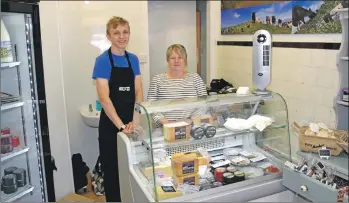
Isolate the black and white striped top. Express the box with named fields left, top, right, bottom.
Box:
left=147, top=72, right=208, bottom=126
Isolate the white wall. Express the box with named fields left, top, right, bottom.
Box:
left=148, top=1, right=197, bottom=79
left=39, top=2, right=74, bottom=200
left=39, top=1, right=150, bottom=200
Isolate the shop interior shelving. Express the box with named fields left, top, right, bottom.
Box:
left=1, top=61, right=34, bottom=202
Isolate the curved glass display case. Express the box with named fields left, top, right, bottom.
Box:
left=118, top=92, right=292, bottom=202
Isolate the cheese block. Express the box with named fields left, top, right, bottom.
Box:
left=191, top=115, right=213, bottom=126
left=171, top=153, right=199, bottom=176
left=143, top=164, right=173, bottom=180
left=155, top=186, right=182, bottom=200
left=172, top=151, right=210, bottom=166
left=163, top=121, right=191, bottom=142
left=173, top=173, right=199, bottom=186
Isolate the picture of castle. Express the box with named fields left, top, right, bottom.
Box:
left=221, top=0, right=348, bottom=35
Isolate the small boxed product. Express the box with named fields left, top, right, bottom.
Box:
left=173, top=173, right=199, bottom=186
left=191, top=115, right=213, bottom=126
left=171, top=153, right=199, bottom=177
left=163, top=121, right=191, bottom=142
left=172, top=148, right=210, bottom=167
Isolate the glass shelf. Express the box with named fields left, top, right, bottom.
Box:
left=1, top=147, right=30, bottom=162
left=0, top=185, right=34, bottom=202
left=0, top=62, right=21, bottom=69
left=0, top=101, right=24, bottom=111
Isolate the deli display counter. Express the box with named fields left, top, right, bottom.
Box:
left=117, top=93, right=293, bottom=202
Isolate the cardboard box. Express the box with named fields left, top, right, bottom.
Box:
left=57, top=193, right=95, bottom=202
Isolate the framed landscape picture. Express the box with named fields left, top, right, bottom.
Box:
left=221, top=0, right=348, bottom=35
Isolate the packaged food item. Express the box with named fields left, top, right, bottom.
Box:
left=155, top=186, right=182, bottom=200
left=226, top=166, right=238, bottom=173
left=223, top=147, right=242, bottom=157
left=173, top=173, right=199, bottom=186
left=11, top=136, right=20, bottom=147
left=230, top=156, right=250, bottom=166
left=4, top=166, right=18, bottom=175
left=142, top=161, right=173, bottom=180
left=190, top=126, right=205, bottom=140
left=233, top=171, right=245, bottom=182
left=265, top=165, right=280, bottom=173
left=222, top=172, right=234, bottom=185
left=1, top=127, right=10, bottom=134
left=2, top=174, right=18, bottom=194
left=171, top=153, right=199, bottom=177
left=201, top=123, right=216, bottom=138
left=163, top=121, right=191, bottom=142
left=1, top=134, right=13, bottom=154
left=214, top=167, right=226, bottom=182
left=13, top=168, right=27, bottom=187
left=191, top=115, right=213, bottom=126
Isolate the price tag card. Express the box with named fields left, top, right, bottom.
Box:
left=211, top=160, right=231, bottom=168
left=250, top=154, right=266, bottom=162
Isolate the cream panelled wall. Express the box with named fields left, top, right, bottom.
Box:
left=217, top=45, right=340, bottom=160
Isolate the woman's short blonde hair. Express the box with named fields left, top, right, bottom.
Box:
left=166, top=44, right=188, bottom=66
left=106, top=16, right=130, bottom=35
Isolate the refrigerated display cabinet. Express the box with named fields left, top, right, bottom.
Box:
left=1, top=0, right=55, bottom=202
left=117, top=92, right=294, bottom=202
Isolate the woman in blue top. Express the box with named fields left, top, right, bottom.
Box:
left=92, top=16, right=143, bottom=202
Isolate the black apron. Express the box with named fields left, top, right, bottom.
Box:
left=98, top=48, right=135, bottom=202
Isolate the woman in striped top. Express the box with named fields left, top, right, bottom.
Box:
left=147, top=44, right=208, bottom=126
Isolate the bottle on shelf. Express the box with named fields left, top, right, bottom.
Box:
left=1, top=19, right=14, bottom=63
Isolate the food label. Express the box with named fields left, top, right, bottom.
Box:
left=182, top=161, right=195, bottom=174
left=175, top=126, right=187, bottom=140
left=183, top=176, right=195, bottom=185
left=156, top=172, right=165, bottom=178
left=161, top=186, right=176, bottom=192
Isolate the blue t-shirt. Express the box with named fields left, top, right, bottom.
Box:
left=92, top=50, right=140, bottom=80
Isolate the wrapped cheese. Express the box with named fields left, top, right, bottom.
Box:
left=173, top=173, right=199, bottom=186
left=155, top=186, right=182, bottom=200
left=171, top=153, right=199, bottom=176
left=191, top=115, right=213, bottom=126
left=163, top=121, right=191, bottom=142
left=143, top=164, right=173, bottom=180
